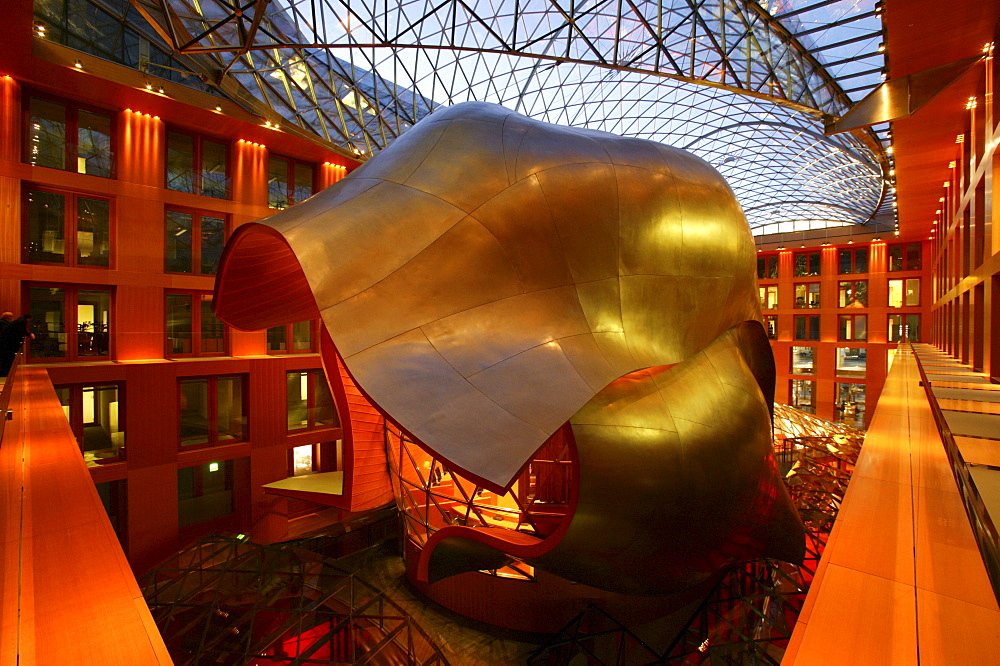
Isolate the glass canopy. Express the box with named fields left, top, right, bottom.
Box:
left=39, top=0, right=891, bottom=234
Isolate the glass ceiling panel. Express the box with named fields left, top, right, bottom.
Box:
left=66, top=0, right=890, bottom=232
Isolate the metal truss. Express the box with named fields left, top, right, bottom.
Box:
left=37, top=0, right=890, bottom=232
left=141, top=535, right=451, bottom=665
left=526, top=406, right=864, bottom=665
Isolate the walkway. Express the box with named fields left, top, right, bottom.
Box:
left=783, top=343, right=1000, bottom=664
left=0, top=366, right=170, bottom=664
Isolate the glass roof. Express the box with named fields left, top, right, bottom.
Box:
left=50, top=0, right=891, bottom=233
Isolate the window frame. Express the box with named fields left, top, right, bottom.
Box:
left=267, top=320, right=318, bottom=354
left=178, top=375, right=248, bottom=449
left=758, top=285, right=779, bottom=310
left=793, top=282, right=821, bottom=309
left=888, top=242, right=922, bottom=272
left=267, top=154, right=316, bottom=209
left=835, top=347, right=867, bottom=378
left=22, top=185, right=114, bottom=268
left=838, top=280, right=868, bottom=308
left=793, top=251, right=821, bottom=277
left=888, top=313, right=921, bottom=343
left=789, top=379, right=817, bottom=414
left=838, top=314, right=868, bottom=342
left=756, top=255, right=778, bottom=279
left=164, top=207, right=228, bottom=276
left=165, top=128, right=230, bottom=199
left=23, top=90, right=116, bottom=178
left=165, top=291, right=227, bottom=358
left=25, top=282, right=113, bottom=362
left=838, top=247, right=869, bottom=275
left=287, top=368, right=340, bottom=432
left=177, top=460, right=236, bottom=528
left=888, top=278, right=921, bottom=308
left=790, top=346, right=815, bottom=375
left=764, top=315, right=778, bottom=340
left=55, top=382, right=126, bottom=465
left=793, top=314, right=820, bottom=341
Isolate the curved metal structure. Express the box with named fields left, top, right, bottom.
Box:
left=214, top=102, right=803, bottom=595
left=85, top=0, right=889, bottom=233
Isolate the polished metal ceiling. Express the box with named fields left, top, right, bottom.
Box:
left=40, top=0, right=891, bottom=233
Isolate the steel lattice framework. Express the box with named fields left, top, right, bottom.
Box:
left=36, top=0, right=889, bottom=233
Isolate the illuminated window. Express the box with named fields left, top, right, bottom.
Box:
left=55, top=383, right=124, bottom=466
left=888, top=278, right=920, bottom=307
left=267, top=321, right=315, bottom=354
left=764, top=315, right=778, bottom=339
left=838, top=248, right=868, bottom=274
left=24, top=188, right=110, bottom=267
left=179, top=376, right=246, bottom=447
left=838, top=314, right=867, bottom=341
left=888, top=243, right=921, bottom=271
left=756, top=255, right=778, bottom=279
left=759, top=285, right=778, bottom=309
left=889, top=314, right=921, bottom=342
left=794, top=315, right=820, bottom=340
left=27, top=284, right=111, bottom=361
left=166, top=292, right=225, bottom=357
left=291, top=444, right=317, bottom=476
left=838, top=280, right=868, bottom=308
left=794, top=283, right=820, bottom=308
left=836, top=347, right=866, bottom=378
left=790, top=379, right=816, bottom=414
left=287, top=370, right=339, bottom=431
left=166, top=130, right=228, bottom=198
left=267, top=155, right=315, bottom=209
left=24, top=94, right=113, bottom=177
left=791, top=346, right=814, bottom=374
left=793, top=251, right=820, bottom=276
left=165, top=209, right=226, bottom=275
left=835, top=383, right=866, bottom=427
left=178, top=460, right=234, bottom=527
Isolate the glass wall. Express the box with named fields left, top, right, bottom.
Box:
left=791, top=346, right=814, bottom=374
left=178, top=461, right=234, bottom=528
left=835, top=348, right=867, bottom=378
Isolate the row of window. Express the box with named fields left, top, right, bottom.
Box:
left=757, top=243, right=922, bottom=279
left=763, top=313, right=921, bottom=342
left=25, top=93, right=316, bottom=206
left=758, top=278, right=921, bottom=310
left=24, top=284, right=317, bottom=361
left=59, top=369, right=338, bottom=467
left=99, top=439, right=337, bottom=541
left=790, top=380, right=867, bottom=427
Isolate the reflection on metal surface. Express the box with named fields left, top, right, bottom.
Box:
left=215, top=102, right=804, bottom=595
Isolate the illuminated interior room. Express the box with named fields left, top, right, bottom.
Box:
left=1, top=0, right=999, bottom=663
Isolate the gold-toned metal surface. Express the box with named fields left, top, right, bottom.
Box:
left=217, top=102, right=760, bottom=491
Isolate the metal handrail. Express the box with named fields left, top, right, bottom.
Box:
left=910, top=344, right=1000, bottom=603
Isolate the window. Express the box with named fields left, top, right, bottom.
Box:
left=27, top=285, right=111, bottom=360
left=267, top=321, right=315, bottom=353
left=95, top=480, right=126, bottom=543
left=165, top=209, right=225, bottom=275
left=794, top=315, right=820, bottom=341
left=25, top=94, right=113, bottom=177
left=888, top=279, right=920, bottom=307
left=794, top=283, right=820, bottom=308
left=889, top=314, right=921, bottom=342
left=757, top=255, right=778, bottom=279
left=793, top=251, right=820, bottom=276
left=888, top=243, right=921, bottom=271
left=790, top=379, right=816, bottom=414
left=835, top=383, right=866, bottom=428
left=179, top=376, right=246, bottom=447
left=836, top=348, right=867, bottom=378
left=56, top=383, right=124, bottom=466
left=838, top=248, right=868, bottom=274
left=838, top=280, right=868, bottom=308
left=287, top=370, right=340, bottom=431
left=178, top=461, right=234, bottom=528
left=764, top=315, right=777, bottom=339
left=791, top=347, right=814, bottom=374
left=166, top=130, right=228, bottom=198
left=291, top=444, right=318, bottom=476
left=267, top=156, right=315, bottom=209
left=166, top=292, right=225, bottom=357
left=838, top=314, right=867, bottom=341
left=759, top=285, right=779, bottom=310
left=24, top=188, right=111, bottom=267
